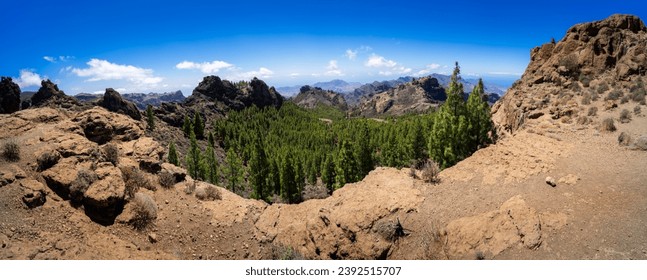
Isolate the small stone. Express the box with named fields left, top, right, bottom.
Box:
left=148, top=233, right=158, bottom=243
left=546, top=176, right=557, bottom=187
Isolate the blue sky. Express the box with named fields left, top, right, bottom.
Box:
left=1, top=0, right=645, bottom=94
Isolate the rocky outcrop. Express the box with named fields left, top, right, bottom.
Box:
left=191, top=76, right=283, bottom=111
left=292, top=86, right=348, bottom=110
left=82, top=164, right=126, bottom=224
left=97, top=88, right=142, bottom=120
left=29, top=80, right=82, bottom=109
left=356, top=76, right=445, bottom=116
left=492, top=14, right=647, bottom=135
left=0, top=77, right=21, bottom=114
left=72, top=107, right=144, bottom=144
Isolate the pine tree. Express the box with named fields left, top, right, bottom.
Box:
left=334, top=140, right=357, bottom=189
left=466, top=78, right=493, bottom=153
left=168, top=141, right=179, bottom=166
left=280, top=152, right=298, bottom=203
left=428, top=62, right=468, bottom=168
left=224, top=148, right=243, bottom=193
left=146, top=105, right=155, bottom=131
left=208, top=131, right=216, bottom=148
left=204, top=142, right=219, bottom=184
left=194, top=112, right=205, bottom=139
left=182, top=115, right=193, bottom=137
left=249, top=139, right=269, bottom=201
left=408, top=119, right=425, bottom=160
left=185, top=129, right=202, bottom=180
left=355, top=121, right=373, bottom=178
left=321, top=154, right=335, bottom=193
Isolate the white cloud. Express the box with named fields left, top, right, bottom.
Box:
left=15, top=69, right=44, bottom=88
left=366, top=54, right=397, bottom=68
left=43, top=55, right=74, bottom=63
left=416, top=63, right=442, bottom=76
left=325, top=60, right=343, bottom=76
left=228, top=67, right=274, bottom=80
left=71, top=59, right=163, bottom=85
left=175, top=60, right=234, bottom=74
left=345, top=49, right=357, bottom=60
left=290, top=73, right=301, bottom=77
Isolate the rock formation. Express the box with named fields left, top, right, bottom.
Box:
left=96, top=88, right=142, bottom=120
left=191, top=76, right=283, bottom=111
left=0, top=77, right=21, bottom=114
left=292, top=85, right=348, bottom=110
left=492, top=14, right=647, bottom=135
left=27, top=80, right=84, bottom=110
left=356, top=76, right=446, bottom=116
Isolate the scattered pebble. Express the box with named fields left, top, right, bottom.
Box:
left=546, top=177, right=557, bottom=187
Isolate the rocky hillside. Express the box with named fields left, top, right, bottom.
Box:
left=354, top=76, right=446, bottom=116
left=123, top=91, right=185, bottom=110
left=291, top=85, right=348, bottom=110
left=492, top=14, right=647, bottom=135
left=1, top=14, right=646, bottom=261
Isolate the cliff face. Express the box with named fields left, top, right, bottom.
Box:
left=292, top=86, right=348, bottom=110
left=492, top=14, right=647, bottom=135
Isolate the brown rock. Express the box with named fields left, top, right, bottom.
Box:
left=546, top=176, right=557, bottom=187
left=82, top=165, right=126, bottom=224
left=21, top=180, right=47, bottom=208
left=96, top=88, right=142, bottom=120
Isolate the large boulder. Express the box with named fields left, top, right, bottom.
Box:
left=0, top=77, right=21, bottom=114
left=82, top=165, right=126, bottom=224
left=29, top=80, right=81, bottom=109
left=72, top=107, right=144, bottom=144
left=96, top=88, right=142, bottom=120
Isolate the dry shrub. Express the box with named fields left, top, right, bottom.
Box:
left=588, top=107, right=598, bottom=116
left=102, top=143, right=119, bottom=166
left=600, top=118, right=616, bottom=132
left=618, top=132, right=631, bottom=146
left=121, top=166, right=154, bottom=200
left=301, top=184, right=330, bottom=201
left=271, top=245, right=304, bottom=260
left=621, top=96, right=629, bottom=104
left=421, top=159, right=440, bottom=184
left=590, top=91, right=600, bottom=101
left=195, top=185, right=221, bottom=201
left=580, top=93, right=591, bottom=105
left=634, top=106, right=642, bottom=115
left=158, top=171, right=175, bottom=189
left=1, top=140, right=20, bottom=162
left=37, top=150, right=61, bottom=171
left=184, top=181, right=196, bottom=195
left=605, top=90, right=623, bottom=101
left=131, top=193, right=157, bottom=231
left=576, top=116, right=590, bottom=125
left=70, top=169, right=98, bottom=203
left=619, top=109, right=632, bottom=123
left=597, top=83, right=609, bottom=94
left=635, top=136, right=647, bottom=151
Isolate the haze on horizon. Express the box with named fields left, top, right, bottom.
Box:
left=1, top=0, right=645, bottom=94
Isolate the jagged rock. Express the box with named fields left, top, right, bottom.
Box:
left=122, top=90, right=185, bottom=110
left=20, top=180, right=47, bottom=208
left=492, top=14, right=647, bottom=135
left=96, top=88, right=142, bottom=120
left=29, top=80, right=81, bottom=109
left=82, top=165, right=126, bottom=224
left=292, top=86, right=348, bottom=110
left=191, top=76, right=283, bottom=111
left=0, top=77, right=21, bottom=114
left=356, top=76, right=445, bottom=116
